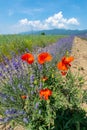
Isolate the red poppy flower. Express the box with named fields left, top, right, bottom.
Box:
left=57, top=61, right=68, bottom=71
left=62, top=56, right=74, bottom=66
left=57, top=56, right=74, bottom=71
left=39, top=88, right=52, bottom=100
left=21, top=53, right=34, bottom=64
left=21, top=95, right=27, bottom=99
left=61, top=71, right=67, bottom=76
left=38, top=52, right=52, bottom=64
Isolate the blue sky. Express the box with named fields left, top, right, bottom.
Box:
left=0, top=0, right=87, bottom=34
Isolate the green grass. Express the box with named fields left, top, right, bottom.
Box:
left=0, top=34, right=67, bottom=62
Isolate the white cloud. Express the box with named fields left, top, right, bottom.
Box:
left=67, top=18, right=79, bottom=25
left=19, top=18, right=29, bottom=25
left=44, top=12, right=79, bottom=28
left=13, top=11, right=80, bottom=33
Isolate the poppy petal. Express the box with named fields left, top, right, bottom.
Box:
left=57, top=61, right=68, bottom=71
left=21, top=53, right=34, bottom=64
left=38, top=52, right=52, bottom=64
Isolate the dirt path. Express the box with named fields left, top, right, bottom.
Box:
left=71, top=36, right=87, bottom=111
left=71, top=37, right=87, bottom=89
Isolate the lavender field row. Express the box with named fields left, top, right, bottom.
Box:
left=0, top=36, right=74, bottom=86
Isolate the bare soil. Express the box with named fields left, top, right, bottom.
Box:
left=71, top=36, right=87, bottom=112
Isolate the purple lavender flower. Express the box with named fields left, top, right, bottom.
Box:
left=0, top=118, right=4, bottom=123
left=35, top=102, right=39, bottom=109
left=0, top=92, right=8, bottom=100
left=39, top=81, right=42, bottom=89
left=5, top=109, right=17, bottom=115
left=0, top=72, right=3, bottom=77
left=30, top=74, right=35, bottom=87
left=18, top=84, right=24, bottom=91
left=18, top=110, right=26, bottom=115
left=17, top=84, right=27, bottom=93
left=31, top=91, right=34, bottom=95
left=25, top=48, right=30, bottom=52
left=13, top=62, right=19, bottom=70
left=38, top=64, right=43, bottom=71
left=5, top=109, right=26, bottom=116
left=4, top=117, right=13, bottom=123
left=10, top=96, right=15, bottom=102
left=23, top=117, right=29, bottom=124
left=0, top=117, right=13, bottom=123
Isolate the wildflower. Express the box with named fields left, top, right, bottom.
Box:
left=62, top=56, right=74, bottom=66
left=39, top=81, right=42, bottom=89
left=35, top=102, right=39, bottom=109
left=10, top=96, right=15, bottom=102
left=0, top=117, right=13, bottom=123
left=57, top=61, right=68, bottom=71
left=30, top=74, right=35, bottom=85
left=39, top=88, right=52, bottom=100
left=21, top=53, right=34, bottom=64
left=23, top=117, right=29, bottom=124
left=0, top=92, right=8, bottom=101
left=21, top=95, right=27, bottom=99
left=5, top=109, right=17, bottom=115
left=38, top=52, right=52, bottom=64
left=18, top=84, right=24, bottom=91
left=0, top=118, right=4, bottom=123
left=42, top=76, right=48, bottom=82
left=4, top=117, right=13, bottom=123
left=57, top=56, right=74, bottom=71
left=61, top=71, right=67, bottom=76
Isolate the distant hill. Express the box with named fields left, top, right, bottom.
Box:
left=21, top=29, right=87, bottom=35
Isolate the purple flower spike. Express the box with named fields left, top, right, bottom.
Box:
left=38, top=64, right=42, bottom=71
left=5, top=109, right=17, bottom=115
left=17, top=84, right=27, bottom=93
left=0, top=118, right=4, bottom=123
left=39, top=82, right=42, bottom=89
left=23, top=117, right=29, bottom=124
left=18, top=84, right=24, bottom=91
left=0, top=92, right=8, bottom=100
left=10, top=96, right=15, bottom=102
left=35, top=102, right=39, bottom=109
left=31, top=91, right=34, bottom=95
left=30, top=74, right=35, bottom=86
left=18, top=110, right=26, bottom=115
left=4, top=117, right=13, bottom=123
left=0, top=72, right=3, bottom=77
left=0, top=117, right=13, bottom=123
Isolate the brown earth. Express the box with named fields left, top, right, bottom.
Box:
left=71, top=36, right=87, bottom=112
left=71, top=37, right=87, bottom=90
left=0, top=36, right=87, bottom=130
